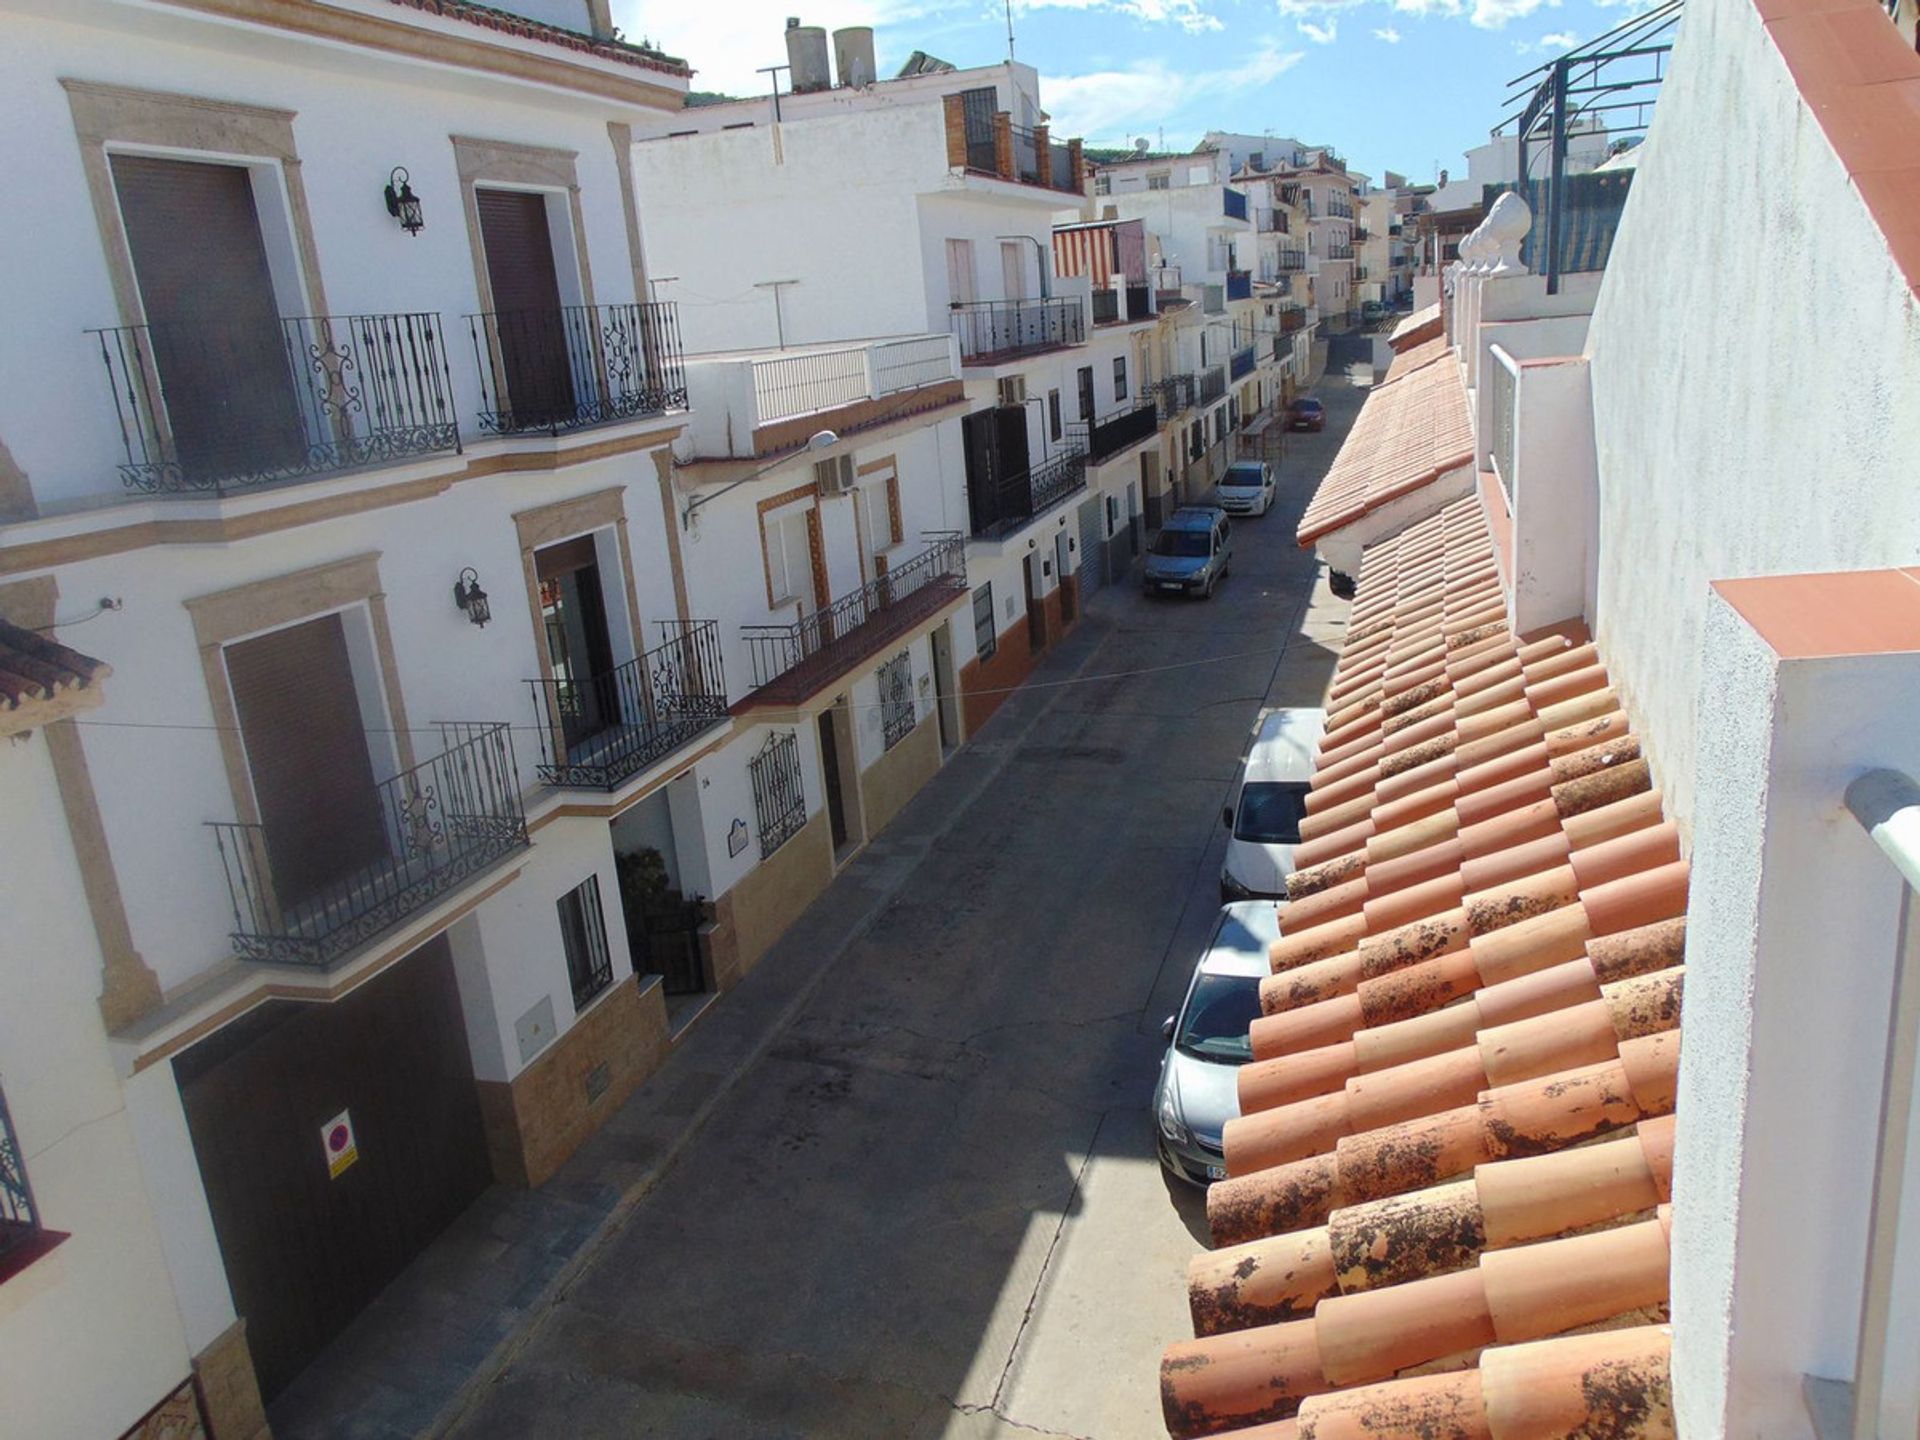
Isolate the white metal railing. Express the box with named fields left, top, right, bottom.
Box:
left=747, top=334, right=959, bottom=426
left=1807, top=768, right=1920, bottom=1440
left=1488, top=347, right=1518, bottom=504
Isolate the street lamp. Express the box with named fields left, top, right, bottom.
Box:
left=680, top=429, right=838, bottom=530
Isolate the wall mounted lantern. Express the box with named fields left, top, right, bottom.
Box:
left=453, top=568, right=491, bottom=628
left=385, top=166, right=425, bottom=236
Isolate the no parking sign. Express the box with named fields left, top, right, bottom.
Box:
left=321, top=1110, right=358, bottom=1179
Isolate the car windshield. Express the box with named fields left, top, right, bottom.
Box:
left=1236, top=781, right=1308, bottom=843
left=1222, top=467, right=1264, bottom=488
left=1154, top=530, right=1211, bottom=558
left=1294, top=401, right=1322, bottom=414
left=1177, top=972, right=1261, bottom=1062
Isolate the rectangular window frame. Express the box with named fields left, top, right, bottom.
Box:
left=557, top=874, right=614, bottom=1012
left=973, top=583, right=998, bottom=662
left=749, top=729, right=808, bottom=858
left=1114, top=357, right=1128, bottom=401
left=879, top=650, right=916, bottom=750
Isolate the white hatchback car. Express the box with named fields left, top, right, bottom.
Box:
left=1220, top=707, right=1326, bottom=902
left=1215, top=460, right=1276, bottom=517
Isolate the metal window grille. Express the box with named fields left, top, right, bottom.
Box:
left=0, top=1082, right=42, bottom=1268
left=879, top=651, right=916, bottom=750
left=557, top=874, right=614, bottom=1012
left=973, top=583, right=998, bottom=662
left=750, top=730, right=807, bottom=858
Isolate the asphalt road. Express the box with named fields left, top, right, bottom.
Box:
left=446, top=359, right=1365, bottom=1440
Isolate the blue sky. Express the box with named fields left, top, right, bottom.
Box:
left=616, top=0, right=1630, bottom=184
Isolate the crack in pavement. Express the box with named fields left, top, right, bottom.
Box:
left=946, top=1400, right=1101, bottom=1440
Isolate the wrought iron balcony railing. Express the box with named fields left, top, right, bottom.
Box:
left=209, top=721, right=528, bottom=969
left=1231, top=344, right=1257, bottom=381
left=466, top=300, right=686, bottom=436
left=1326, top=244, right=1355, bottom=261
left=1149, top=374, right=1195, bottom=422
left=950, top=297, right=1086, bottom=362
left=1077, top=402, right=1160, bottom=464
left=0, top=1084, right=43, bottom=1272
left=89, top=311, right=460, bottom=495
left=968, top=444, right=1089, bottom=541
left=744, top=535, right=969, bottom=693
left=1226, top=270, right=1253, bottom=302
left=1278, top=251, right=1307, bottom=273
left=527, top=621, right=728, bottom=790
left=1199, top=367, right=1228, bottom=407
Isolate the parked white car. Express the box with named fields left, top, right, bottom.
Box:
left=1219, top=707, right=1326, bottom=902
left=1215, top=460, right=1276, bottom=518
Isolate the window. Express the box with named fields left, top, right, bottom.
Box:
left=1048, top=389, right=1062, bottom=442
left=1094, top=173, right=1111, bottom=195
left=764, top=507, right=813, bottom=609
left=1001, top=240, right=1027, bottom=301
left=749, top=730, right=807, bottom=858
left=1234, top=781, right=1309, bottom=843
left=973, top=583, right=997, bottom=662
left=557, top=875, right=614, bottom=1011
left=879, top=651, right=915, bottom=749
left=1147, top=172, right=1170, bottom=191
left=1077, top=365, right=1095, bottom=422
left=1114, top=357, right=1129, bottom=401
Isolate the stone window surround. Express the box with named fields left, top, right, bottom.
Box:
left=513, top=486, right=646, bottom=743
left=756, top=481, right=829, bottom=614
left=62, top=80, right=330, bottom=333
left=184, top=554, right=415, bottom=834
left=452, top=135, right=597, bottom=322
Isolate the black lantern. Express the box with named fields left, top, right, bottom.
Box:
left=453, top=568, right=490, bottom=628
left=384, top=166, right=424, bottom=236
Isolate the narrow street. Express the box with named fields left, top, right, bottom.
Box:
left=435, top=356, right=1364, bottom=1440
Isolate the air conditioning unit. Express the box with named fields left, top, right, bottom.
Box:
left=814, top=454, right=855, bottom=497
left=997, top=375, right=1027, bottom=407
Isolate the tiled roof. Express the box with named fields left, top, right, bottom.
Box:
left=1382, top=336, right=1448, bottom=385
left=1159, top=495, right=1685, bottom=1438
left=1388, top=304, right=1443, bottom=350
left=386, top=0, right=692, bottom=76
left=0, top=617, right=109, bottom=734
left=1296, top=354, right=1473, bottom=546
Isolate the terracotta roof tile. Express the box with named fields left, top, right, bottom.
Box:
left=1296, top=360, right=1475, bottom=547
left=1387, top=304, right=1444, bottom=351
left=1382, top=336, right=1448, bottom=385
left=1159, top=495, right=1684, bottom=1439
left=0, top=617, right=108, bottom=734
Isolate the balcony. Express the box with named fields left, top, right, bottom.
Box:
left=944, top=97, right=1083, bottom=196
left=968, top=445, right=1088, bottom=540
left=1092, top=289, right=1121, bottom=326
left=0, top=1085, right=51, bottom=1279
left=209, top=722, right=529, bottom=969
left=1074, top=402, right=1159, bottom=464
left=1263, top=211, right=1291, bottom=234
left=683, top=333, right=960, bottom=460
left=1230, top=344, right=1256, bottom=381
left=1222, top=187, right=1249, bottom=222
left=466, top=300, right=686, bottom=436
left=742, top=535, right=968, bottom=702
left=526, top=621, right=728, bottom=790
left=1278, top=250, right=1307, bottom=273
left=1226, top=270, right=1253, bottom=302
left=90, top=311, right=461, bottom=495
left=950, top=297, right=1085, bottom=364
left=1326, top=244, right=1355, bottom=261
left=1281, top=308, right=1308, bottom=334
left=1149, top=374, right=1195, bottom=421
left=1199, top=367, right=1227, bottom=406
left=1354, top=226, right=1372, bottom=242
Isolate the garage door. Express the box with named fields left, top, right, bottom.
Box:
left=1076, top=496, right=1106, bottom=595
left=174, top=935, right=491, bottom=1401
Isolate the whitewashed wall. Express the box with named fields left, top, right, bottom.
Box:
left=0, top=737, right=197, bottom=1439
left=1584, top=0, right=1920, bottom=832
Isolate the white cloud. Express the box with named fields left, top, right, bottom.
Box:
left=1298, top=16, right=1339, bottom=41
left=1372, top=24, right=1403, bottom=40
left=1008, top=0, right=1223, bottom=29
left=1044, top=42, right=1305, bottom=140
left=1538, top=28, right=1579, bottom=45
left=1468, top=0, right=1557, bottom=27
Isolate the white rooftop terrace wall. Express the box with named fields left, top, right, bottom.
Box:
left=634, top=60, right=1042, bottom=139
left=1583, top=0, right=1920, bottom=834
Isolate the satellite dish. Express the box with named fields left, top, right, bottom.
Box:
left=1134, top=137, right=1150, bottom=153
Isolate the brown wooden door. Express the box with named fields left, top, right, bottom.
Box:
left=817, top=708, right=848, bottom=851
left=476, top=188, right=573, bottom=429
left=536, top=536, right=618, bottom=749
left=110, top=154, right=304, bottom=479
left=174, top=936, right=491, bottom=1402
left=225, top=614, right=388, bottom=912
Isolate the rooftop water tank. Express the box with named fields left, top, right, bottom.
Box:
left=786, top=19, right=830, bottom=94
left=833, top=26, right=876, bottom=88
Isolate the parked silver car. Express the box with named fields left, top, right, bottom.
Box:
left=1153, top=901, right=1279, bottom=1185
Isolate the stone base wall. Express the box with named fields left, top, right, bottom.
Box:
left=476, top=974, right=669, bottom=1188
left=716, top=808, right=834, bottom=987
left=859, top=713, right=940, bottom=839
left=191, top=1321, right=269, bottom=1440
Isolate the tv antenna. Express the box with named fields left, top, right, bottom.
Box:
left=1005, top=0, right=1015, bottom=60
